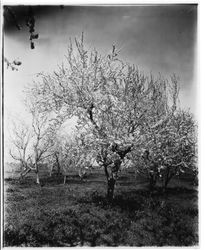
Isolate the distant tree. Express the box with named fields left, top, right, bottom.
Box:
left=60, top=132, right=97, bottom=184
left=9, top=109, right=60, bottom=184
left=47, top=150, right=61, bottom=177
left=28, top=110, right=57, bottom=184
left=27, top=33, right=180, bottom=201
left=45, top=134, right=67, bottom=177
left=159, top=110, right=197, bottom=189
left=9, top=120, right=32, bottom=178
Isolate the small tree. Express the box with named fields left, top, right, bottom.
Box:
left=9, top=120, right=32, bottom=178
left=27, top=34, right=180, bottom=200
left=9, top=111, right=60, bottom=184
left=46, top=137, right=64, bottom=177
left=29, top=111, right=57, bottom=184
left=61, top=132, right=97, bottom=184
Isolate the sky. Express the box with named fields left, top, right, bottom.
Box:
left=3, top=4, right=197, bottom=161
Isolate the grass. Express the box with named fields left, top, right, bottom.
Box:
left=3, top=168, right=198, bottom=246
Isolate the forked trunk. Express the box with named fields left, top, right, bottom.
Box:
left=20, top=168, right=31, bottom=179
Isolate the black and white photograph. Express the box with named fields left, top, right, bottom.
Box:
left=1, top=2, right=199, bottom=247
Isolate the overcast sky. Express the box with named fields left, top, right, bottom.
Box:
left=3, top=4, right=197, bottom=161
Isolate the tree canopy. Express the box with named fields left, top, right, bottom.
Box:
left=29, top=34, right=179, bottom=147
left=25, top=33, right=196, bottom=197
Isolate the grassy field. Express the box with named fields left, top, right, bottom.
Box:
left=3, top=168, right=198, bottom=246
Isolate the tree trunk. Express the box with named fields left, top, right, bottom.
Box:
left=107, top=177, right=116, bottom=202
left=63, top=175, right=67, bottom=185
left=149, top=172, right=157, bottom=190
left=79, top=227, right=84, bottom=246
left=163, top=174, right=173, bottom=191
left=35, top=164, right=40, bottom=185
left=163, top=167, right=174, bottom=191
left=49, top=164, right=53, bottom=177
left=36, top=172, right=40, bottom=184
left=164, top=177, right=169, bottom=190
left=55, top=154, right=61, bottom=176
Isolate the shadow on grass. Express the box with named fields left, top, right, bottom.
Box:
left=5, top=177, right=37, bottom=188
left=78, top=186, right=198, bottom=214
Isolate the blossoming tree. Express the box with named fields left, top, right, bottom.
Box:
left=27, top=34, right=180, bottom=200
